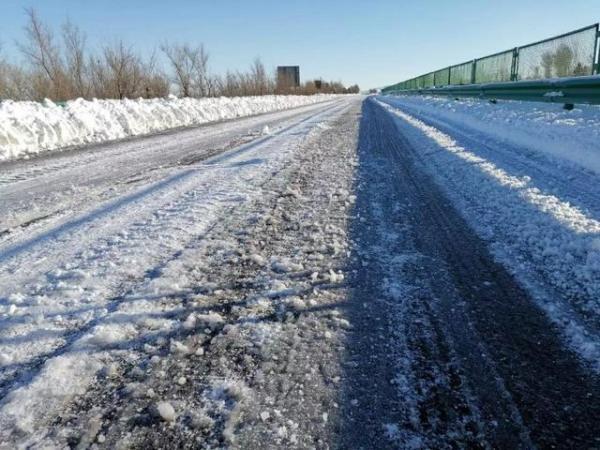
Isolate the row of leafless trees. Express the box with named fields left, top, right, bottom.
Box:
left=0, top=9, right=359, bottom=101
left=0, top=9, right=168, bottom=101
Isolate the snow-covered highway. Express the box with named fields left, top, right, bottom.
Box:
left=0, top=95, right=598, bottom=448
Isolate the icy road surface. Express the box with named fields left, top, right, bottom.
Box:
left=0, top=95, right=599, bottom=448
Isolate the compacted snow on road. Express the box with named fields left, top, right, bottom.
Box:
left=0, top=94, right=598, bottom=448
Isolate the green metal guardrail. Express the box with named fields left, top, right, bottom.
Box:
left=382, top=24, right=600, bottom=106
left=396, top=75, right=600, bottom=108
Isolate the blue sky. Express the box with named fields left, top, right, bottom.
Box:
left=1, top=0, right=600, bottom=89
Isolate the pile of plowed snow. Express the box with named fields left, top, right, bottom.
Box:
left=0, top=94, right=339, bottom=161
left=381, top=95, right=600, bottom=175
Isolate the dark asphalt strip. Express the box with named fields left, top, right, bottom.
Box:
left=343, top=98, right=599, bottom=448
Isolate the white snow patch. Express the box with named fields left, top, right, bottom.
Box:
left=543, top=91, right=564, bottom=98
left=380, top=95, right=600, bottom=175
left=196, top=312, right=225, bottom=330
left=248, top=253, right=267, bottom=266
left=170, top=340, right=192, bottom=355
left=0, top=95, right=339, bottom=162
left=0, top=355, right=103, bottom=435
left=156, top=401, right=177, bottom=422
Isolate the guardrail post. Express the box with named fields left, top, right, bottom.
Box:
left=471, top=59, right=477, bottom=84
left=447, top=67, right=451, bottom=86
left=594, top=29, right=600, bottom=74
left=511, top=47, right=519, bottom=81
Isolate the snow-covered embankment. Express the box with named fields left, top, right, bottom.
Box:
left=0, top=94, right=339, bottom=161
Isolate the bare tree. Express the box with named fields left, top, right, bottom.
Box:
left=206, top=73, right=220, bottom=97
left=18, top=7, right=67, bottom=100
left=3, top=9, right=336, bottom=101
left=191, top=44, right=210, bottom=97
left=102, top=41, right=142, bottom=99
left=161, top=43, right=209, bottom=97
left=141, top=49, right=169, bottom=98
left=0, top=48, right=32, bottom=100
left=88, top=43, right=167, bottom=99
left=62, top=19, right=88, bottom=98
left=573, top=62, right=589, bottom=76
left=4, top=66, right=33, bottom=100
left=540, top=51, right=554, bottom=79
left=227, top=71, right=241, bottom=96
left=88, top=54, right=108, bottom=98
left=249, top=57, right=269, bottom=95
left=161, top=43, right=193, bottom=97
left=553, top=44, right=575, bottom=78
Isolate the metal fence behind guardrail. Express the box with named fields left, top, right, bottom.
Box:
left=474, top=49, right=514, bottom=84
left=517, top=26, right=597, bottom=80
left=382, top=24, right=600, bottom=94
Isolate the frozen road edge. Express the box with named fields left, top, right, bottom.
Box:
left=375, top=97, right=600, bottom=371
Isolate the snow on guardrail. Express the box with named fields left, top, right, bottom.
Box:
left=0, top=94, right=340, bottom=162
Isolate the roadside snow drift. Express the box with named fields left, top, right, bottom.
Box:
left=0, top=94, right=339, bottom=161
left=381, top=95, right=600, bottom=175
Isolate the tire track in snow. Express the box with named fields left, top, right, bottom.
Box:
left=0, top=100, right=344, bottom=240
left=0, top=101, right=350, bottom=442
left=368, top=98, right=599, bottom=448
left=379, top=97, right=600, bottom=221
left=377, top=98, right=600, bottom=366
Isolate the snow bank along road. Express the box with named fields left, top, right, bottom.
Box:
left=0, top=94, right=599, bottom=448
left=0, top=94, right=340, bottom=162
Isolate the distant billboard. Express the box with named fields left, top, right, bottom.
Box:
left=277, top=66, right=300, bottom=88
